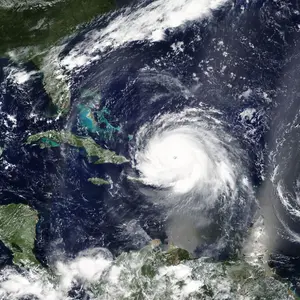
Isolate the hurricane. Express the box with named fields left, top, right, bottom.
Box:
left=129, top=107, right=256, bottom=254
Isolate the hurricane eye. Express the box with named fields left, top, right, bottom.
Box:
left=130, top=108, right=256, bottom=256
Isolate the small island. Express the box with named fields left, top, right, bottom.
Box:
left=88, top=177, right=110, bottom=186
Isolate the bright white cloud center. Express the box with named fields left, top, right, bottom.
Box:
left=132, top=108, right=240, bottom=200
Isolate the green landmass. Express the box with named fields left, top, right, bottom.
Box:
left=0, top=203, right=39, bottom=266
left=127, top=176, right=143, bottom=183
left=89, top=243, right=294, bottom=300
left=26, top=130, right=129, bottom=164
left=166, top=246, right=191, bottom=265
left=39, top=46, right=71, bottom=115
left=1, top=0, right=117, bottom=114
left=0, top=0, right=115, bottom=54
left=88, top=177, right=110, bottom=186
left=0, top=233, right=293, bottom=299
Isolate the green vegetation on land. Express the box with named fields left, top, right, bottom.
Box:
left=0, top=0, right=115, bottom=54
left=166, top=246, right=191, bottom=265
left=88, top=177, right=110, bottom=185
left=39, top=46, right=71, bottom=115
left=27, top=130, right=129, bottom=164
left=89, top=242, right=294, bottom=300
left=1, top=0, right=117, bottom=114
left=0, top=203, right=39, bottom=266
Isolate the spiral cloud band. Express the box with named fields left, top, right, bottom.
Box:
left=130, top=108, right=257, bottom=255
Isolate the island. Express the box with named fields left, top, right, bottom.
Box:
left=88, top=177, right=110, bottom=186
left=26, top=130, right=129, bottom=165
